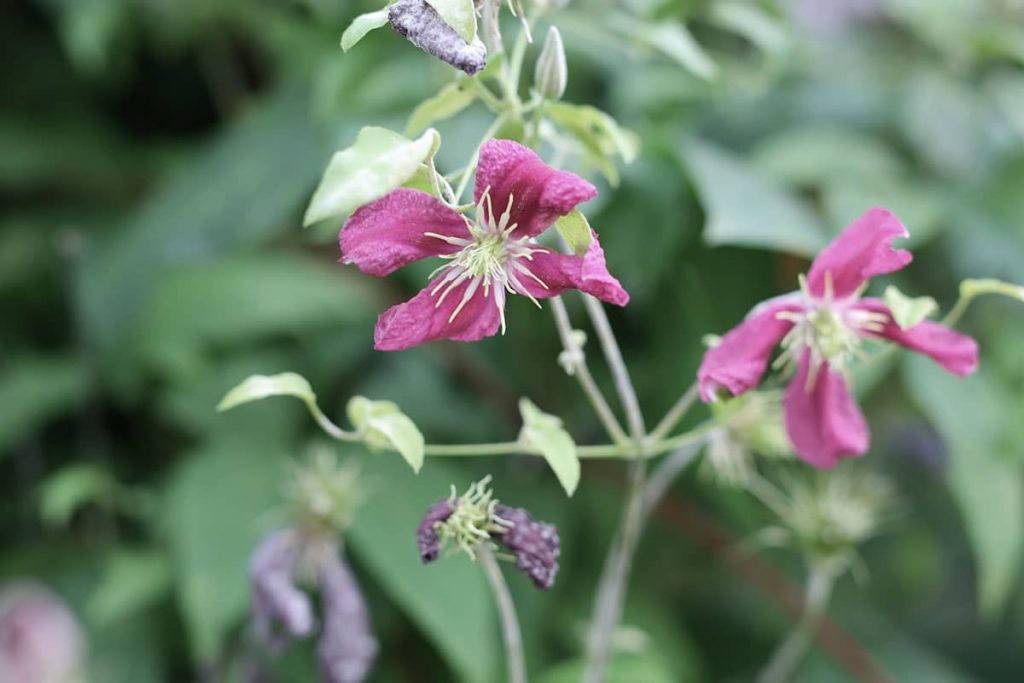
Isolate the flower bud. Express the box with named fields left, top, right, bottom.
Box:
left=318, top=555, right=378, bottom=683
left=0, top=582, right=85, bottom=683
left=534, top=26, right=567, bottom=101
left=389, top=0, right=487, bottom=75
left=493, top=504, right=561, bottom=590
left=249, top=529, right=314, bottom=650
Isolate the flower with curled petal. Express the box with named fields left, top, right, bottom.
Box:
left=698, top=208, right=979, bottom=469
left=340, top=139, right=629, bottom=351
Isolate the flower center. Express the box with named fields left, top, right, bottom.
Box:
left=424, top=188, right=549, bottom=332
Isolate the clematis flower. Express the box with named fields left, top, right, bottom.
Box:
left=698, top=208, right=979, bottom=469
left=340, top=139, right=629, bottom=351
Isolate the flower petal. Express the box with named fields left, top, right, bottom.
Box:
left=340, top=188, right=468, bottom=277
left=854, top=299, right=979, bottom=376
left=475, top=139, right=597, bottom=239
left=374, top=277, right=501, bottom=351
left=807, top=207, right=912, bottom=299
left=513, top=233, right=630, bottom=306
left=784, top=352, right=869, bottom=469
left=697, top=298, right=806, bottom=402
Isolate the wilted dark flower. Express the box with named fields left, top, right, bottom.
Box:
left=389, top=0, right=487, bottom=75
left=493, top=504, right=561, bottom=590
left=0, top=581, right=85, bottom=683
left=416, top=499, right=454, bottom=563
left=318, top=555, right=379, bottom=683
left=250, top=529, right=314, bottom=651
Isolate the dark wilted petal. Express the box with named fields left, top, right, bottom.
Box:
left=318, top=555, right=379, bottom=683
left=388, top=0, right=487, bottom=75
left=493, top=505, right=561, bottom=590
left=416, top=499, right=455, bottom=563
left=249, top=529, right=314, bottom=651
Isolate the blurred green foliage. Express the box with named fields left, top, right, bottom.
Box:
left=2, top=0, right=1023, bottom=681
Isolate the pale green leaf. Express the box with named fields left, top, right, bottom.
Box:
left=217, top=372, right=316, bottom=412
left=38, top=463, right=116, bottom=528
left=904, top=357, right=1024, bottom=618
left=425, top=0, right=477, bottom=43
left=406, top=81, right=478, bottom=136
left=554, top=209, right=593, bottom=256
left=545, top=102, right=638, bottom=186
left=340, top=8, right=390, bottom=52
left=884, top=286, right=938, bottom=329
left=682, top=139, right=827, bottom=257
left=304, top=126, right=440, bottom=226
left=632, top=21, right=717, bottom=81
left=347, top=396, right=425, bottom=473
left=518, top=398, right=580, bottom=496
left=709, top=1, right=789, bottom=56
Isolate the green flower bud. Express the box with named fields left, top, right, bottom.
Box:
left=534, top=26, right=567, bottom=101
left=285, top=446, right=363, bottom=536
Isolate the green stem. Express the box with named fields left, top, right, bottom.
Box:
left=941, top=294, right=972, bottom=328
left=582, top=295, right=646, bottom=442
left=454, top=114, right=508, bottom=202
left=648, top=383, right=700, bottom=444
left=478, top=546, right=528, bottom=683
left=757, top=561, right=838, bottom=683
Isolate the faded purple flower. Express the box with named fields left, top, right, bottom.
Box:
left=318, top=555, right=379, bottom=683
left=416, top=499, right=455, bottom=563
left=494, top=504, right=561, bottom=591
left=389, top=0, right=487, bottom=75
left=0, top=581, right=85, bottom=683
left=250, top=529, right=314, bottom=651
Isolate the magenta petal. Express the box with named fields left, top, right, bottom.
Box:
left=854, top=299, right=979, bottom=376
left=807, top=208, right=912, bottom=299
left=374, top=279, right=501, bottom=351
left=784, top=353, right=869, bottom=469
left=475, top=140, right=597, bottom=239
left=697, top=299, right=806, bottom=402
left=515, top=233, right=629, bottom=306
left=340, top=189, right=468, bottom=277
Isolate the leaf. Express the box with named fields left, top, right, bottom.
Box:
left=884, top=286, right=938, bottom=329
left=79, top=84, right=325, bottom=356
left=88, top=549, right=172, bottom=626
left=347, top=454, right=499, bottom=682
left=554, top=209, right=593, bottom=256
left=303, top=126, right=441, bottom=226
left=903, top=356, right=1024, bottom=617
left=38, top=463, right=116, bottom=528
left=425, top=0, right=477, bottom=43
left=681, top=139, right=827, bottom=257
left=347, top=396, right=425, bottom=473
left=0, top=355, right=87, bottom=458
left=166, top=432, right=287, bottom=661
left=518, top=398, right=580, bottom=496
left=406, top=81, right=478, bottom=136
left=633, top=20, right=717, bottom=81
left=536, top=653, right=676, bottom=683
left=709, top=0, right=789, bottom=56
left=218, top=372, right=344, bottom=440
left=545, top=102, right=638, bottom=186
left=340, top=8, right=390, bottom=52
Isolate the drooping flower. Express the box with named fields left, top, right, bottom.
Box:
left=389, top=0, right=487, bottom=75
left=340, top=139, right=629, bottom=351
left=698, top=208, right=979, bottom=469
left=318, top=554, right=379, bottom=683
left=492, top=504, right=561, bottom=590
left=249, top=529, right=315, bottom=651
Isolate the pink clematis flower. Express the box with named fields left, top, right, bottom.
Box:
left=340, top=139, right=629, bottom=351
left=698, top=208, right=979, bottom=469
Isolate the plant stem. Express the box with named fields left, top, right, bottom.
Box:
left=454, top=114, right=508, bottom=202
left=478, top=546, right=528, bottom=683
left=641, top=439, right=707, bottom=519
left=581, top=295, right=646, bottom=441
left=757, top=562, right=837, bottom=683
left=648, top=383, right=700, bottom=444
left=549, top=296, right=630, bottom=445
left=941, top=293, right=972, bottom=328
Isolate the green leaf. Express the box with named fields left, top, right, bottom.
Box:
left=518, top=398, right=580, bottom=496
left=0, top=355, right=87, bottom=458
left=633, top=20, right=717, bottom=81
left=425, top=0, right=477, bottom=43
left=304, top=126, right=441, bottom=226
left=681, top=139, right=826, bottom=257
left=960, top=277, right=1024, bottom=304
left=554, top=209, right=593, bottom=256
left=340, top=8, right=390, bottom=52
left=545, top=102, right=638, bottom=186
left=38, top=463, right=116, bottom=528
left=347, top=397, right=425, bottom=473
left=166, top=432, right=287, bottom=661
left=904, top=357, right=1024, bottom=618
left=536, top=653, right=677, bottom=683
left=406, top=81, right=478, bottom=136
left=709, top=1, right=789, bottom=56
left=884, top=286, right=938, bottom=329
left=218, top=372, right=345, bottom=441
left=347, top=454, right=499, bottom=682
left=88, top=549, right=172, bottom=626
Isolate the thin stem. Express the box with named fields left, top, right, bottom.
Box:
left=549, top=296, right=630, bottom=445
left=454, top=114, right=508, bottom=202
left=478, top=546, right=528, bottom=683
left=757, top=562, right=838, bottom=683
left=648, top=383, right=700, bottom=444
left=941, top=294, right=972, bottom=328
left=582, top=295, right=646, bottom=441
left=641, top=439, right=707, bottom=520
